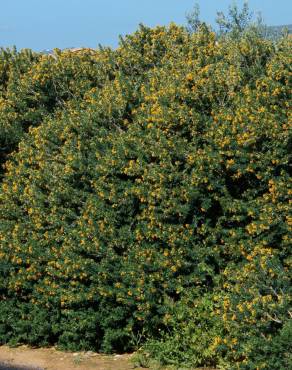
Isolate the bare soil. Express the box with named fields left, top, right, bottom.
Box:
left=0, top=345, right=143, bottom=370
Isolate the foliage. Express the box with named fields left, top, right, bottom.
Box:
left=0, top=16, right=291, bottom=370
left=0, top=46, right=115, bottom=178
left=0, top=47, right=40, bottom=177
left=216, top=1, right=253, bottom=36
left=186, top=3, right=203, bottom=34
left=137, top=292, right=221, bottom=368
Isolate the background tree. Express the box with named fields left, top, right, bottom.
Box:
left=185, top=3, right=202, bottom=33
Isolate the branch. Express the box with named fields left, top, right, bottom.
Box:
left=265, top=312, right=282, bottom=324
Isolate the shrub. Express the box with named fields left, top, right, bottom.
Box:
left=0, top=22, right=291, bottom=369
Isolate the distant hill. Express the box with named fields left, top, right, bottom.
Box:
left=40, top=47, right=94, bottom=55
left=39, top=24, right=292, bottom=55
left=264, top=24, right=292, bottom=39
left=41, top=49, right=54, bottom=55
left=268, top=24, right=292, bottom=33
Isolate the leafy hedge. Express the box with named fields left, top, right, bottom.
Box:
left=0, top=23, right=291, bottom=369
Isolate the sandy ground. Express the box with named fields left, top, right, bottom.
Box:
left=0, top=345, right=143, bottom=370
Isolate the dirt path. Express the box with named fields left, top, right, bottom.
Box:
left=0, top=345, right=144, bottom=370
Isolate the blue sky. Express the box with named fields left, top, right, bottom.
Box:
left=0, top=0, right=291, bottom=51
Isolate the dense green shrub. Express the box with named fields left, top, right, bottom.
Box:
left=0, top=22, right=291, bottom=369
